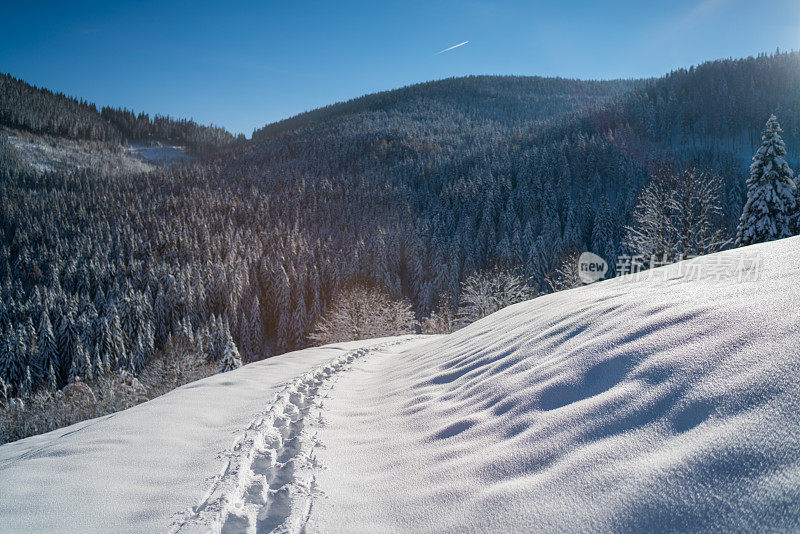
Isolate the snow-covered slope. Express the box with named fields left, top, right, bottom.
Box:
left=0, top=338, right=425, bottom=533
left=5, top=130, right=154, bottom=174
left=3, top=130, right=194, bottom=175
left=2, top=238, right=800, bottom=532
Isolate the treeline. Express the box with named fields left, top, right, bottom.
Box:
left=0, top=73, right=116, bottom=141
left=0, top=72, right=238, bottom=155
left=1, top=125, right=642, bottom=399
left=100, top=107, right=241, bottom=155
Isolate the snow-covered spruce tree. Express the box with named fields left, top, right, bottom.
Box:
left=0, top=329, right=25, bottom=396
left=218, top=330, right=242, bottom=372
left=37, top=312, right=58, bottom=386
left=57, top=311, right=80, bottom=386
left=735, top=115, right=798, bottom=246
left=276, top=267, right=293, bottom=351
left=246, top=298, right=263, bottom=361
left=46, top=364, right=58, bottom=392
left=22, top=367, right=33, bottom=397
left=69, top=341, right=92, bottom=382
left=204, top=315, right=222, bottom=362
left=592, top=196, right=615, bottom=255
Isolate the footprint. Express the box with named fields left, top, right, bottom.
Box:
left=173, top=340, right=409, bottom=534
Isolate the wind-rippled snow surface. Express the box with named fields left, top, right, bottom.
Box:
left=2, top=238, right=800, bottom=532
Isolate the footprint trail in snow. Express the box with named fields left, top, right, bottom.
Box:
left=172, top=339, right=409, bottom=534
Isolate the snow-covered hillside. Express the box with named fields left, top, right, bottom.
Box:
left=2, top=238, right=800, bottom=532
left=5, top=130, right=154, bottom=175
left=3, top=130, right=194, bottom=175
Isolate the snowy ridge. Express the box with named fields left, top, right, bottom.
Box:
left=173, top=339, right=412, bottom=534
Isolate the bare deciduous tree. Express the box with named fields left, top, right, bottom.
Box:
left=421, top=294, right=455, bottom=334
left=310, top=283, right=417, bottom=345
left=625, top=166, right=729, bottom=263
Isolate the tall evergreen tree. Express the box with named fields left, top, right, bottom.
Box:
left=735, top=115, right=798, bottom=246
left=218, top=329, right=242, bottom=372
left=37, top=310, right=58, bottom=385
left=57, top=311, right=79, bottom=386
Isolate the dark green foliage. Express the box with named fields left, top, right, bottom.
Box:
left=735, top=115, right=799, bottom=246
left=594, top=52, right=800, bottom=152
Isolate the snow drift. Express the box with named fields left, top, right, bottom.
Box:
left=2, top=238, right=800, bottom=532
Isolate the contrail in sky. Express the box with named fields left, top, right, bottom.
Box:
left=436, top=41, right=469, bottom=55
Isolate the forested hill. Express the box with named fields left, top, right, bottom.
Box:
left=232, top=52, right=799, bottom=280
left=252, top=76, right=639, bottom=141
left=0, top=73, right=238, bottom=155
left=186, top=50, right=798, bottom=338
left=248, top=52, right=799, bottom=174
left=250, top=52, right=799, bottom=181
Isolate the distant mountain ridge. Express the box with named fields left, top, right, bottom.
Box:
left=252, top=75, right=640, bottom=141
left=251, top=52, right=800, bottom=167
left=593, top=51, right=800, bottom=155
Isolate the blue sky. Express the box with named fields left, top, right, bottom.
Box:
left=2, top=0, right=798, bottom=136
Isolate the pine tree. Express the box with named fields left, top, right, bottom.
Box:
left=247, top=297, right=264, bottom=361
left=154, top=285, right=169, bottom=348
left=98, top=316, right=113, bottom=370
left=290, top=288, right=307, bottom=348
left=0, top=328, right=23, bottom=393
left=178, top=315, right=194, bottom=346
left=108, top=311, right=125, bottom=370
left=47, top=363, right=58, bottom=392
left=57, top=311, right=79, bottom=386
left=592, top=196, right=614, bottom=256
left=0, top=376, right=7, bottom=403
left=22, top=366, right=33, bottom=396
left=91, top=344, right=105, bottom=377
left=69, top=340, right=90, bottom=382
left=218, top=330, right=242, bottom=372
left=131, top=333, right=148, bottom=372
left=735, top=115, right=798, bottom=246
left=277, top=267, right=293, bottom=350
